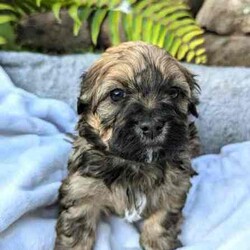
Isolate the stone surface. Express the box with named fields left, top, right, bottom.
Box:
left=17, top=11, right=92, bottom=53
left=204, top=33, right=250, bottom=66
left=16, top=11, right=125, bottom=53
left=184, top=0, right=204, bottom=16
left=197, top=0, right=250, bottom=35
left=0, top=51, right=250, bottom=154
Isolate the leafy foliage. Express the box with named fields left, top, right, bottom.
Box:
left=0, top=0, right=206, bottom=63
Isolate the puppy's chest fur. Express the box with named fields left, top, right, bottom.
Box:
left=123, top=149, right=155, bottom=222
left=124, top=191, right=147, bottom=222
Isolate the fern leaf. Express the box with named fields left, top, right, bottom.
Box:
left=0, top=36, right=7, bottom=45
left=195, top=48, right=206, bottom=56
left=182, top=30, right=204, bottom=43
left=175, top=25, right=200, bottom=37
left=91, top=9, right=108, bottom=45
left=109, top=0, right=123, bottom=8
left=123, top=13, right=133, bottom=41
left=200, top=55, right=207, bottom=64
left=157, top=26, right=167, bottom=48
left=96, top=0, right=109, bottom=7
left=153, top=4, right=190, bottom=21
left=169, top=37, right=182, bottom=57
left=0, top=3, right=15, bottom=11
left=186, top=51, right=195, bottom=62
left=132, top=0, right=149, bottom=12
left=195, top=56, right=202, bottom=64
left=0, top=0, right=206, bottom=64
left=108, top=11, right=121, bottom=45
left=189, top=38, right=204, bottom=49
left=132, top=14, right=143, bottom=41
left=142, top=18, right=153, bottom=43
left=140, top=1, right=175, bottom=16
left=52, top=2, right=62, bottom=22
left=167, top=19, right=195, bottom=31
left=161, top=11, right=192, bottom=25
left=177, top=44, right=189, bottom=60
left=16, top=1, right=38, bottom=13
left=36, top=0, right=42, bottom=7
left=85, top=1, right=95, bottom=8
left=127, top=0, right=139, bottom=5
left=68, top=4, right=82, bottom=36
left=164, top=33, right=175, bottom=51
left=78, top=7, right=93, bottom=22
left=0, top=15, right=17, bottom=24
left=151, top=22, right=161, bottom=45
left=131, top=0, right=206, bottom=63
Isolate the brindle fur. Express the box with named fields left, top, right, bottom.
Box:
left=55, top=41, right=200, bottom=250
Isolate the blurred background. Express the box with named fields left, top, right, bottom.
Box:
left=0, top=0, right=249, bottom=66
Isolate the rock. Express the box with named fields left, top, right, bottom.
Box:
left=16, top=11, right=121, bottom=53
left=197, top=0, right=250, bottom=35
left=1, top=51, right=250, bottom=154
left=204, top=33, right=250, bottom=66
left=183, top=0, right=205, bottom=16
left=17, top=11, right=92, bottom=53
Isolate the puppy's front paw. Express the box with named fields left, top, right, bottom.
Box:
left=140, top=235, right=181, bottom=250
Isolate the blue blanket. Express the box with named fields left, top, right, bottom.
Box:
left=1, top=66, right=250, bottom=250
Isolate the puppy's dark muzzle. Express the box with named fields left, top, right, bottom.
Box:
left=138, top=119, right=165, bottom=139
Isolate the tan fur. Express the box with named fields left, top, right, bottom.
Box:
left=141, top=210, right=183, bottom=250
left=55, top=41, right=200, bottom=250
left=85, top=114, right=112, bottom=146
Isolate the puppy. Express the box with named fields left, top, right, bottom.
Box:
left=55, top=41, right=200, bottom=250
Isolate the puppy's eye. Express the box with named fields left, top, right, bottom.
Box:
left=110, top=88, right=125, bottom=102
left=168, top=87, right=180, bottom=99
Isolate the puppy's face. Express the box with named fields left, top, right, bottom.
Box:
left=78, top=42, right=199, bottom=162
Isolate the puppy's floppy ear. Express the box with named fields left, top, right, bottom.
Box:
left=77, top=71, right=90, bottom=115
left=178, top=63, right=200, bottom=118
left=77, top=97, right=86, bottom=115
left=188, top=101, right=199, bottom=118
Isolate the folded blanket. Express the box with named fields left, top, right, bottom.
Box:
left=0, top=66, right=250, bottom=250
left=0, top=66, right=76, bottom=249
left=0, top=67, right=141, bottom=250
left=181, top=142, right=250, bottom=250
left=2, top=51, right=250, bottom=154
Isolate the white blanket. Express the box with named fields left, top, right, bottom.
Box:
left=0, top=66, right=250, bottom=250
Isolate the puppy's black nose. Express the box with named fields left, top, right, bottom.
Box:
left=139, top=120, right=164, bottom=139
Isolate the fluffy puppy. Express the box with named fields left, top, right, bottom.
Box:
left=55, top=41, right=200, bottom=250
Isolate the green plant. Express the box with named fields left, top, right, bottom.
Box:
left=0, top=0, right=206, bottom=64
